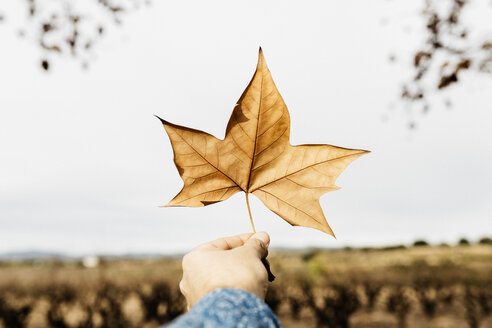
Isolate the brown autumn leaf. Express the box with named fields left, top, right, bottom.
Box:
left=157, top=48, right=369, bottom=237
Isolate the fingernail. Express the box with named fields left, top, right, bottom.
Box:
left=252, top=232, right=270, bottom=247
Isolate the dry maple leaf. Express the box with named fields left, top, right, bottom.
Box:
left=157, top=48, right=369, bottom=237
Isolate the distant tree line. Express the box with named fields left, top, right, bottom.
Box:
left=354, top=236, right=492, bottom=252
left=413, top=237, right=492, bottom=247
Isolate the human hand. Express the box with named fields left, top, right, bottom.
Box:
left=179, top=232, right=271, bottom=310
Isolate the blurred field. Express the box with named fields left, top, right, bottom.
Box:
left=0, top=242, right=491, bottom=328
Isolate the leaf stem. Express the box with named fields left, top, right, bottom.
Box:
left=245, top=193, right=256, bottom=233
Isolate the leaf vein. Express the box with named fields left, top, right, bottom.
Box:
left=257, top=189, right=323, bottom=225
left=250, top=152, right=363, bottom=192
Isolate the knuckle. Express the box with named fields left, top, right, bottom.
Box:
left=182, top=252, right=193, bottom=267
left=179, top=279, right=188, bottom=295
left=249, top=239, right=267, bottom=256
left=248, top=239, right=263, bottom=250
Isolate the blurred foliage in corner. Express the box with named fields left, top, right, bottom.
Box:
left=395, top=0, right=492, bottom=126
left=0, top=0, right=151, bottom=71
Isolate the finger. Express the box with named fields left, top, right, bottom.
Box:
left=198, top=233, right=254, bottom=250
left=242, top=232, right=270, bottom=258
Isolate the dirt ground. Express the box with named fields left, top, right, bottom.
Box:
left=1, top=244, right=491, bottom=327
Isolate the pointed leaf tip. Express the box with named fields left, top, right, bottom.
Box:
left=154, top=114, right=165, bottom=123
left=154, top=115, right=174, bottom=127
left=256, top=47, right=267, bottom=71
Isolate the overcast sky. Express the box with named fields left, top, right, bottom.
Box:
left=1, top=0, right=491, bottom=255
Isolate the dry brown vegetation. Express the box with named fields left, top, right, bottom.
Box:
left=0, top=244, right=491, bottom=328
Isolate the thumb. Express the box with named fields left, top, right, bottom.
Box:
left=243, top=232, right=270, bottom=258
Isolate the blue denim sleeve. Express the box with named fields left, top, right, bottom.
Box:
left=164, top=288, right=282, bottom=328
